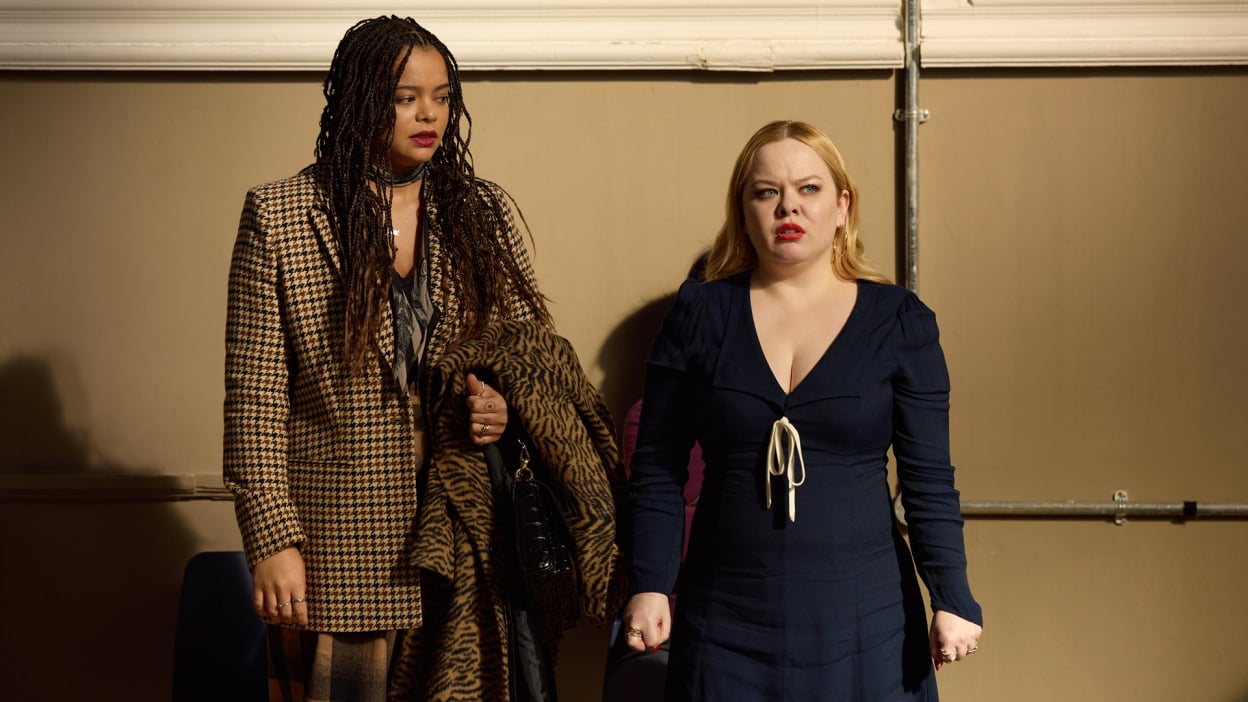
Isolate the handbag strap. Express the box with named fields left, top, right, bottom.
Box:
left=513, top=439, right=534, bottom=482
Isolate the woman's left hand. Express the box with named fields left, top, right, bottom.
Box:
left=929, top=609, right=982, bottom=670
left=466, top=372, right=508, bottom=445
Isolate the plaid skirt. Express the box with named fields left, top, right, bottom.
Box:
left=268, top=628, right=403, bottom=702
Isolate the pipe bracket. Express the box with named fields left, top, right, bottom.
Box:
left=1113, top=489, right=1129, bottom=525
left=893, top=108, right=930, bottom=123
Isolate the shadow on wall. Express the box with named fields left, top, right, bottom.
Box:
left=596, top=250, right=709, bottom=430
left=595, top=293, right=679, bottom=432
left=0, top=354, right=97, bottom=473
left=0, top=353, right=143, bottom=474
left=0, top=353, right=203, bottom=702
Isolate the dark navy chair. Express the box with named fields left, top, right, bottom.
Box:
left=172, top=551, right=268, bottom=702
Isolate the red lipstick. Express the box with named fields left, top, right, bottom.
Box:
left=776, top=223, right=805, bottom=241
left=411, top=131, right=437, bottom=147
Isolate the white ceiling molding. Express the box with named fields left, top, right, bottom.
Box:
left=1, top=1, right=1243, bottom=71
left=919, top=0, right=1248, bottom=67
left=0, top=0, right=904, bottom=71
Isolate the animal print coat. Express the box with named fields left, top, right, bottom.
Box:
left=390, top=320, right=628, bottom=701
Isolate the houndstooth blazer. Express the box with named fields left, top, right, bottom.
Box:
left=223, top=166, right=547, bottom=632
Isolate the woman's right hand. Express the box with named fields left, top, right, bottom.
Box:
left=621, top=592, right=671, bottom=652
left=252, top=546, right=309, bottom=627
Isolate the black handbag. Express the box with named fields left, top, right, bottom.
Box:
left=483, top=438, right=579, bottom=702
left=509, top=440, right=580, bottom=633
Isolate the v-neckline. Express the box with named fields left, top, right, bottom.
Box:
left=745, top=278, right=863, bottom=399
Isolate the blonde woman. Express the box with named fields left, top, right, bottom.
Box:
left=622, top=120, right=983, bottom=701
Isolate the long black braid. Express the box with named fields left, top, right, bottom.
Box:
left=316, top=16, right=550, bottom=370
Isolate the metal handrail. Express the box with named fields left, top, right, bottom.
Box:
left=5, top=476, right=1248, bottom=525
left=896, top=490, right=1248, bottom=525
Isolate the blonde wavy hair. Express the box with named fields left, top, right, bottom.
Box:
left=702, top=120, right=889, bottom=284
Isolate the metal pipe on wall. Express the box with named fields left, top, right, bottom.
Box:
left=896, top=0, right=928, bottom=293
left=886, top=3, right=1246, bottom=528
left=896, top=490, right=1248, bottom=526
left=961, top=500, right=1248, bottom=520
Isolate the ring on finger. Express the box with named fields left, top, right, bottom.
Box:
left=478, top=423, right=491, bottom=437
left=625, top=626, right=644, bottom=639
left=276, top=601, right=291, bottom=610
left=291, top=597, right=306, bottom=604
left=478, top=382, right=488, bottom=397
left=968, top=645, right=978, bottom=654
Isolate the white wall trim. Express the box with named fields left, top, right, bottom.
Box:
left=0, top=1, right=904, bottom=72
left=921, top=1, right=1248, bottom=68
left=0, top=1, right=1244, bottom=71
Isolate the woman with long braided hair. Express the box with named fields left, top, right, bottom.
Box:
left=224, top=16, right=554, bottom=700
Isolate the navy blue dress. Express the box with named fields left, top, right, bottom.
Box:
left=628, top=275, right=982, bottom=701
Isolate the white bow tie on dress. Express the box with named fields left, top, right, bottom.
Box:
left=766, top=416, right=807, bottom=522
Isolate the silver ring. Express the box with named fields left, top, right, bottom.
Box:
left=968, top=645, right=978, bottom=654
left=478, top=382, right=488, bottom=397
left=291, top=598, right=306, bottom=604
left=276, top=601, right=290, bottom=610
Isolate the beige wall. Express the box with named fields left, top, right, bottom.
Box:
left=1, top=67, right=1245, bottom=701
